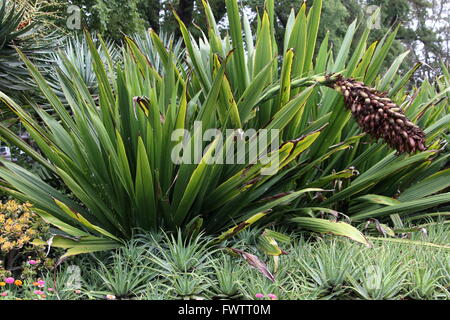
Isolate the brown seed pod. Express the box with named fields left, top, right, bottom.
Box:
left=325, top=74, right=427, bottom=154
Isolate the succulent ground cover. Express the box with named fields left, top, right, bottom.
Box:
left=1, top=224, right=447, bottom=300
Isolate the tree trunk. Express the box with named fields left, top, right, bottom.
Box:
left=139, top=0, right=162, bottom=32
left=177, top=0, right=195, bottom=26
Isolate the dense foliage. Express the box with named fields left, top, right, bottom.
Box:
left=0, top=0, right=448, bottom=303
left=0, top=0, right=448, bottom=260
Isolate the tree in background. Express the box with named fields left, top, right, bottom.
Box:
left=138, top=0, right=163, bottom=33
left=147, top=0, right=228, bottom=38
left=243, top=0, right=360, bottom=56
left=63, top=1, right=226, bottom=40
left=65, top=0, right=145, bottom=42
left=400, top=0, right=449, bottom=79
left=52, top=0, right=448, bottom=77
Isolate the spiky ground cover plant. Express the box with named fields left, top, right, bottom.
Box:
left=406, top=263, right=447, bottom=300
left=90, top=248, right=154, bottom=299
left=295, top=239, right=360, bottom=298
left=33, top=225, right=447, bottom=300
left=347, top=246, right=409, bottom=300
left=211, top=254, right=242, bottom=299
left=0, top=0, right=448, bottom=259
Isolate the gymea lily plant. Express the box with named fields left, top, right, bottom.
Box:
left=0, top=0, right=449, bottom=259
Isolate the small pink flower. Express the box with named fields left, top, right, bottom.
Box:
left=28, top=260, right=37, bottom=265
left=4, top=277, right=14, bottom=284
left=48, top=288, right=54, bottom=292
left=1, top=292, right=7, bottom=297
left=267, top=293, right=277, bottom=300
left=34, top=290, right=44, bottom=295
left=255, top=293, right=265, bottom=298
left=37, top=280, right=45, bottom=288
left=74, top=290, right=81, bottom=294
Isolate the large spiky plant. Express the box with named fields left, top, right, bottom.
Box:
left=0, top=0, right=448, bottom=259
left=48, top=35, right=120, bottom=97
left=0, top=0, right=57, bottom=99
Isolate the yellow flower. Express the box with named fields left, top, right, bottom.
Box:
left=0, top=282, right=6, bottom=286
left=18, top=217, right=29, bottom=224
left=1, top=242, right=14, bottom=251
left=14, top=280, right=22, bottom=286
left=18, top=235, right=31, bottom=245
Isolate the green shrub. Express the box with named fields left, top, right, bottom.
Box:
left=0, top=0, right=448, bottom=259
